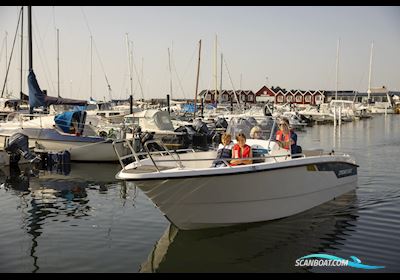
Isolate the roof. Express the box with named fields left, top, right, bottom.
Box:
left=199, top=89, right=255, bottom=97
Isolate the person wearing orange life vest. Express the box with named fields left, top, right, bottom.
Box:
left=230, top=133, right=253, bottom=166
left=275, top=118, right=295, bottom=151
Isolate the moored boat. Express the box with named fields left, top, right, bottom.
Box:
left=114, top=120, right=358, bottom=230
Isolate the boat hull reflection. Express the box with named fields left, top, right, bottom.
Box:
left=139, top=190, right=358, bottom=272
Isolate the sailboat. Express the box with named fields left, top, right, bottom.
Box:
left=0, top=7, right=29, bottom=118
left=366, top=41, right=394, bottom=114
left=0, top=6, right=129, bottom=162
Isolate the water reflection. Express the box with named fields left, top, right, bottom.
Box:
left=0, top=162, right=126, bottom=273
left=140, top=191, right=358, bottom=273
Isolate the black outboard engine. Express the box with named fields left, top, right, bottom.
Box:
left=215, top=117, right=228, bottom=130
left=192, top=119, right=210, bottom=150
left=140, top=131, right=164, bottom=152
left=193, top=118, right=209, bottom=135
left=5, top=133, right=38, bottom=165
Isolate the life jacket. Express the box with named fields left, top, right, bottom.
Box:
left=276, top=130, right=291, bottom=150
left=230, top=144, right=251, bottom=166
left=218, top=147, right=232, bottom=159
left=212, top=147, right=232, bottom=167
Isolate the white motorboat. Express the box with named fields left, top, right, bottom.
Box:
left=0, top=67, right=130, bottom=162
left=113, top=121, right=358, bottom=230
left=0, top=111, right=129, bottom=162
left=123, top=109, right=190, bottom=150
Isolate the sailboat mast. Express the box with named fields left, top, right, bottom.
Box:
left=57, top=28, right=60, bottom=97
left=194, top=39, right=202, bottom=119
left=28, top=6, right=32, bottom=115
left=125, top=33, right=133, bottom=98
left=367, top=41, right=374, bottom=100
left=20, top=6, right=23, bottom=99
left=335, top=38, right=340, bottom=101
left=141, top=56, right=144, bottom=98
left=214, top=34, right=218, bottom=104
left=28, top=6, right=32, bottom=71
left=1, top=7, right=23, bottom=99
left=219, top=52, right=223, bottom=104
left=168, top=47, right=172, bottom=100
left=90, top=35, right=93, bottom=99
left=5, top=31, right=8, bottom=95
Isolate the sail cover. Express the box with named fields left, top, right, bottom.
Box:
left=28, top=69, right=87, bottom=108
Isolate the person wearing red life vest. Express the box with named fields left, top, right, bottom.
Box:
left=275, top=118, right=294, bottom=151
left=230, top=133, right=253, bottom=166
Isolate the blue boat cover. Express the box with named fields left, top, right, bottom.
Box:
left=181, top=103, right=197, bottom=113
left=54, top=110, right=86, bottom=134
left=205, top=103, right=216, bottom=110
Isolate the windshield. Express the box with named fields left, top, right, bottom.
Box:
left=226, top=116, right=275, bottom=140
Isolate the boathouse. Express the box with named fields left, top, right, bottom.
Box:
left=198, top=89, right=256, bottom=104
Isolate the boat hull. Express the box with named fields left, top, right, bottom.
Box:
left=128, top=160, right=358, bottom=230
left=0, top=128, right=129, bottom=162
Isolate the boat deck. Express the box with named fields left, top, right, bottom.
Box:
left=122, top=165, right=175, bottom=174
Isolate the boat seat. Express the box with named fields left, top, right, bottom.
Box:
left=252, top=147, right=268, bottom=163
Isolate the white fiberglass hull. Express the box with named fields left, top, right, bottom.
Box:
left=0, top=130, right=128, bottom=162
left=369, top=107, right=394, bottom=114
left=32, top=139, right=127, bottom=162
left=121, top=155, right=358, bottom=230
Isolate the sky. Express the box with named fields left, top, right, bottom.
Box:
left=0, top=6, right=399, bottom=101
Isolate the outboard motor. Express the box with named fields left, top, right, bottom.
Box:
left=5, top=133, right=38, bottom=165
left=215, top=117, right=228, bottom=129
left=193, top=118, right=209, bottom=135
left=264, top=103, right=273, bottom=116
left=140, top=131, right=164, bottom=152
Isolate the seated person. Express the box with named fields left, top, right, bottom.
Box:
left=69, top=120, right=77, bottom=134
left=69, top=119, right=80, bottom=136
left=276, top=118, right=301, bottom=157
left=250, top=126, right=263, bottom=139
left=289, top=129, right=302, bottom=158
left=276, top=118, right=293, bottom=149
left=250, top=126, right=267, bottom=163
left=230, top=133, right=253, bottom=166
left=212, top=133, right=234, bottom=167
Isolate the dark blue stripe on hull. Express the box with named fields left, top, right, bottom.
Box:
left=315, top=162, right=358, bottom=178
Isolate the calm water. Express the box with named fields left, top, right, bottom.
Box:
left=0, top=114, right=399, bottom=273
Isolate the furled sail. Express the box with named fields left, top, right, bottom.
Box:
left=28, top=69, right=87, bottom=108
